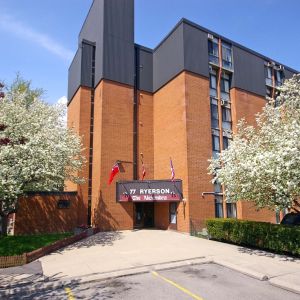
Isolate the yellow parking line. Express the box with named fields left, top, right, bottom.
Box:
left=152, top=271, right=204, bottom=300
left=64, top=287, right=75, bottom=300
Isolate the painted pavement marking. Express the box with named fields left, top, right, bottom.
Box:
left=64, top=287, right=75, bottom=300
left=152, top=271, right=204, bottom=300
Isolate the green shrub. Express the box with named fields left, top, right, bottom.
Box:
left=206, top=218, right=300, bottom=256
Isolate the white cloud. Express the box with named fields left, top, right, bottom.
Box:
left=0, top=14, right=74, bottom=62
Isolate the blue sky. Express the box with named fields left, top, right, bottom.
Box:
left=0, top=0, right=299, bottom=104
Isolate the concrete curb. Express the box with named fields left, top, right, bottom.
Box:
left=269, top=276, right=300, bottom=295
left=213, top=259, right=269, bottom=281
left=2, top=257, right=211, bottom=296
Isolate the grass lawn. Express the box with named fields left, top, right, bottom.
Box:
left=0, top=232, right=72, bottom=256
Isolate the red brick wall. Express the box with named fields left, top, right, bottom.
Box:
left=65, top=86, right=92, bottom=225
left=92, top=80, right=134, bottom=231
left=14, top=193, right=79, bottom=235
left=137, top=91, right=154, bottom=180
left=185, top=72, right=215, bottom=228
left=231, top=88, right=276, bottom=223
left=153, top=72, right=190, bottom=232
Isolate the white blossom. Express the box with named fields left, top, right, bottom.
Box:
left=0, top=77, right=85, bottom=217
left=208, top=74, right=300, bottom=211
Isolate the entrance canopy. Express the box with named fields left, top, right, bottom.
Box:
left=117, top=180, right=183, bottom=202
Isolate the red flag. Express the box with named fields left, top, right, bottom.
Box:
left=141, top=161, right=146, bottom=180
left=170, top=157, right=175, bottom=181
left=108, top=162, right=120, bottom=185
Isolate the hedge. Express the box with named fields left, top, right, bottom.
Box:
left=206, top=218, right=300, bottom=256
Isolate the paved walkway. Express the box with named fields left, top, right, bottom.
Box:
left=1, top=229, right=300, bottom=295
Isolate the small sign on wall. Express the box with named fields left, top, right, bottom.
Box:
left=116, top=180, right=183, bottom=202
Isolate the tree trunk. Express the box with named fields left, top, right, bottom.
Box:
left=1, top=214, right=8, bottom=236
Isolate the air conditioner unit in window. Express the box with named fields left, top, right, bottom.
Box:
left=220, top=99, right=225, bottom=106
left=279, top=65, right=285, bottom=71
left=208, top=33, right=214, bottom=40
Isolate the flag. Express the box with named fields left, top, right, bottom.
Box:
left=170, top=157, right=175, bottom=181
left=108, top=162, right=120, bottom=185
left=141, top=160, right=146, bottom=180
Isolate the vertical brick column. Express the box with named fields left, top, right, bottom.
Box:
left=92, top=80, right=134, bottom=231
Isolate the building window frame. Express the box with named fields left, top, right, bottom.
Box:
left=226, top=202, right=237, bottom=218
left=221, top=42, right=233, bottom=70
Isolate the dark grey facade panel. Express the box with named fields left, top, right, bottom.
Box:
left=68, top=48, right=82, bottom=101
left=104, top=0, right=134, bottom=42
left=284, top=69, right=296, bottom=80
left=136, top=47, right=153, bottom=93
left=103, top=37, right=134, bottom=86
left=153, top=24, right=185, bottom=92
left=102, top=0, right=134, bottom=86
left=81, top=43, right=94, bottom=88
left=232, top=46, right=266, bottom=97
left=183, top=23, right=209, bottom=78
left=79, top=0, right=104, bottom=44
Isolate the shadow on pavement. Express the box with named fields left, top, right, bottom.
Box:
left=237, top=246, right=299, bottom=262
left=56, top=231, right=124, bottom=252
left=0, top=271, right=139, bottom=300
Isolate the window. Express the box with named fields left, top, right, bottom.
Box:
left=208, top=38, right=219, bottom=65
left=214, top=181, right=222, bottom=194
left=210, top=99, right=219, bottom=129
left=275, top=70, right=284, bottom=86
left=210, top=72, right=217, bottom=97
left=222, top=106, right=231, bottom=130
left=215, top=195, right=223, bottom=218
left=226, top=202, right=237, bottom=218
left=212, top=134, right=220, bottom=152
left=212, top=132, right=220, bottom=158
left=266, top=86, right=273, bottom=98
left=221, top=73, right=230, bottom=101
left=265, top=66, right=273, bottom=86
left=222, top=42, right=233, bottom=70
left=223, top=136, right=230, bottom=150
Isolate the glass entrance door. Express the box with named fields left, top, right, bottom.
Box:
left=134, top=203, right=154, bottom=228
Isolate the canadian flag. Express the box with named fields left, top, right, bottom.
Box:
left=108, top=162, right=120, bottom=185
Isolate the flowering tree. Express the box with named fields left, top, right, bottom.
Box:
left=0, top=77, right=85, bottom=235
left=208, top=74, right=300, bottom=211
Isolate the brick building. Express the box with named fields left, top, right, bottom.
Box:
left=66, top=0, right=298, bottom=233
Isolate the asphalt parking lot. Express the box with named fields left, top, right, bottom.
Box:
left=7, top=263, right=300, bottom=300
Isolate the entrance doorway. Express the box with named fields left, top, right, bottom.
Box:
left=134, top=203, right=154, bottom=228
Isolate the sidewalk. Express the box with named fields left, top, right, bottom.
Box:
left=1, top=229, right=300, bottom=295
